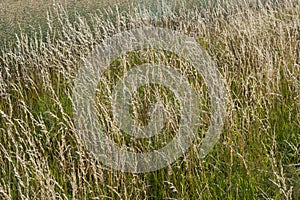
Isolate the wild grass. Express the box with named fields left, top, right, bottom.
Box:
left=0, top=0, right=299, bottom=199
left=0, top=0, right=126, bottom=48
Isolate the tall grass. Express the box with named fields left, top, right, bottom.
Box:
left=0, top=0, right=299, bottom=199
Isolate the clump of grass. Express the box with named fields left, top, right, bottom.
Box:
left=0, top=0, right=299, bottom=199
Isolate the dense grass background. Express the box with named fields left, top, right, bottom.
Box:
left=0, top=0, right=299, bottom=199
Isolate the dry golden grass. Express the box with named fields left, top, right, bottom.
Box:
left=0, top=0, right=128, bottom=47
left=0, top=0, right=299, bottom=199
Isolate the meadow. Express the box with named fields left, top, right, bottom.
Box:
left=0, top=0, right=299, bottom=199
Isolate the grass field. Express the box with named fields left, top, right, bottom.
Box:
left=0, top=0, right=299, bottom=199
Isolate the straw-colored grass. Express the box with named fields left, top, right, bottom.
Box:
left=0, top=0, right=299, bottom=199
